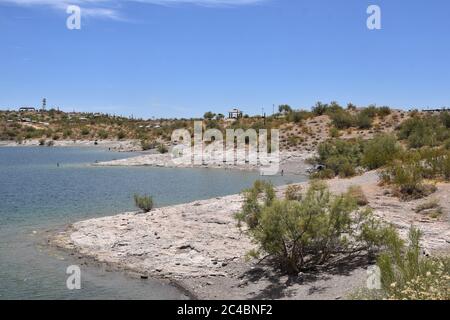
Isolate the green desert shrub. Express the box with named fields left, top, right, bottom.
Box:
left=287, top=111, right=312, bottom=123
left=312, top=102, right=329, bottom=116
left=81, top=127, right=90, bottom=136
left=347, top=185, right=369, bottom=206
left=284, top=185, right=302, bottom=201
left=141, top=139, right=156, bottom=151
left=330, top=110, right=354, bottom=129
left=414, top=199, right=442, bottom=218
left=419, top=148, right=450, bottom=181
left=203, top=111, right=216, bottom=120
left=362, top=134, right=401, bottom=170
left=336, top=160, right=357, bottom=178
left=380, top=151, right=436, bottom=200
left=236, top=181, right=392, bottom=274
left=117, top=131, right=126, bottom=140
left=377, top=106, right=392, bottom=117
left=236, top=180, right=275, bottom=229
left=361, top=105, right=378, bottom=118
left=329, top=127, right=341, bottom=138
left=355, top=112, right=373, bottom=129
left=325, top=101, right=344, bottom=115
left=316, top=139, right=364, bottom=178
left=157, top=143, right=168, bottom=154
left=444, top=139, right=450, bottom=150
left=441, top=153, right=450, bottom=181
left=398, top=115, right=450, bottom=148
left=377, top=227, right=450, bottom=300
left=382, top=161, right=423, bottom=199
left=133, top=194, right=154, bottom=213
left=63, top=129, right=73, bottom=139
left=287, top=135, right=303, bottom=146
left=98, top=129, right=109, bottom=139
left=311, top=168, right=336, bottom=180
left=420, top=147, right=445, bottom=179
left=440, top=111, right=450, bottom=128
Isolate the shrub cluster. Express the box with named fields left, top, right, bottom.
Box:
left=380, top=148, right=450, bottom=200
left=398, top=113, right=450, bottom=148
left=361, top=134, right=401, bottom=170
left=377, top=227, right=450, bottom=300
left=314, top=139, right=364, bottom=178
left=236, top=181, right=393, bottom=275
left=327, top=104, right=391, bottom=130
left=134, top=194, right=154, bottom=213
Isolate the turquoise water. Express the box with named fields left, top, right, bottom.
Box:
left=0, top=147, right=306, bottom=299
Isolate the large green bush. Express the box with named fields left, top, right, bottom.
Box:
left=236, top=181, right=392, bottom=274
left=380, top=151, right=438, bottom=200
left=398, top=115, right=450, bottom=148
left=330, top=110, right=354, bottom=129
left=312, top=102, right=329, bottom=116
left=362, top=134, right=401, bottom=170
left=440, top=111, right=450, bottom=128
left=316, top=139, right=364, bottom=178
left=355, top=112, right=373, bottom=129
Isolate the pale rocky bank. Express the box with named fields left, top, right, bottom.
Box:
left=0, top=139, right=141, bottom=152
left=51, top=171, right=450, bottom=300
left=93, top=150, right=314, bottom=175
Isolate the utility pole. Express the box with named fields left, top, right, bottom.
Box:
left=262, top=107, right=266, bottom=125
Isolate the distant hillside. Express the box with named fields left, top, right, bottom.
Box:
left=0, top=104, right=434, bottom=151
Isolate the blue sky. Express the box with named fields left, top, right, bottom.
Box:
left=0, top=0, right=449, bottom=119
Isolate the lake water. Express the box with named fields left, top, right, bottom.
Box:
left=0, top=147, right=306, bottom=300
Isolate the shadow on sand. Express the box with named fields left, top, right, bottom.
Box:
left=240, top=255, right=374, bottom=300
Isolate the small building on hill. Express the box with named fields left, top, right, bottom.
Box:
left=19, top=107, right=36, bottom=112
left=423, top=108, right=449, bottom=113
left=228, top=108, right=243, bottom=119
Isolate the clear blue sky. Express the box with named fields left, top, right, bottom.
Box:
left=1, top=0, right=449, bottom=119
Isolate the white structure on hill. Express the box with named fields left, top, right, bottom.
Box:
left=228, top=108, right=243, bottom=119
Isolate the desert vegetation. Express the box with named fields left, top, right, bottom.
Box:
left=236, top=180, right=394, bottom=275
left=133, top=194, right=154, bottom=213
left=237, top=181, right=449, bottom=299
left=0, top=102, right=403, bottom=153
left=373, top=228, right=448, bottom=300
left=311, top=111, right=450, bottom=201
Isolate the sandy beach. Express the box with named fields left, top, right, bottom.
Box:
left=50, top=171, right=450, bottom=300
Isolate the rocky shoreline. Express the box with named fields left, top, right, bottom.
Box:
left=50, top=171, right=450, bottom=299
left=93, top=150, right=315, bottom=175
left=0, top=139, right=141, bottom=152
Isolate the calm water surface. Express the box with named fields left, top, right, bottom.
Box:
left=0, top=147, right=306, bottom=299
